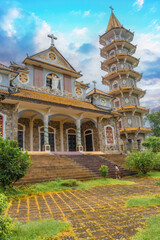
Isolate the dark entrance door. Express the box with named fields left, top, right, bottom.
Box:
left=68, top=134, right=76, bottom=151
left=18, top=131, right=23, bottom=149
left=85, top=133, right=93, bottom=151
left=40, top=132, right=55, bottom=151
left=49, top=133, right=55, bottom=151
left=128, top=139, right=132, bottom=152
left=137, top=139, right=141, bottom=151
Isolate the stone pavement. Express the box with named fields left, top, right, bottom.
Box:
left=6, top=177, right=160, bottom=240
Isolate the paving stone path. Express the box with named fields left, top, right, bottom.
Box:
left=6, top=177, right=160, bottom=240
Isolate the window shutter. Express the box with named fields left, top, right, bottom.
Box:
left=63, top=74, right=72, bottom=92
left=34, top=66, right=43, bottom=87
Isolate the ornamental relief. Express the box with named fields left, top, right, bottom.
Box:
left=19, top=73, right=29, bottom=84
left=75, top=87, right=83, bottom=96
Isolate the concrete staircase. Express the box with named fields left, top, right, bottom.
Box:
left=68, top=154, right=135, bottom=179
left=18, top=154, right=98, bottom=184
left=18, top=153, right=135, bottom=185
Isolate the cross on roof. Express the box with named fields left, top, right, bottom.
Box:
left=109, top=6, right=114, bottom=12
left=48, top=34, right=57, bottom=47
left=92, top=80, right=97, bottom=89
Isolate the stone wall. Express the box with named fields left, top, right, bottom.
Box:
left=0, top=103, right=18, bottom=140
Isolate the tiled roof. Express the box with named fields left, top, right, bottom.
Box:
left=0, top=64, right=17, bottom=73
left=120, top=127, right=152, bottom=133
left=1, top=88, right=120, bottom=116
left=117, top=106, right=149, bottom=112
left=86, top=89, right=111, bottom=98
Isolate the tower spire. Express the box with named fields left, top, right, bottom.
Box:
left=106, top=7, right=122, bottom=32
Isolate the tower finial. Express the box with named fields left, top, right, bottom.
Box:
left=109, top=6, right=114, bottom=12
left=92, top=80, right=97, bottom=89
left=48, top=34, right=57, bottom=47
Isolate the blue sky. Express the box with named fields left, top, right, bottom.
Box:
left=0, top=0, right=160, bottom=110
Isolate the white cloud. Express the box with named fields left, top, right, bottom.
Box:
left=72, top=27, right=88, bottom=36
left=34, top=21, right=51, bottom=52
left=70, top=10, right=81, bottom=15
left=0, top=8, right=20, bottom=37
left=84, top=10, right=90, bottom=17
left=133, top=0, right=144, bottom=11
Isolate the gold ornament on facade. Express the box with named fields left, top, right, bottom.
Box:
left=57, top=58, right=65, bottom=66
left=76, top=87, right=82, bottom=96
left=19, top=73, right=28, bottom=83
left=39, top=54, right=48, bottom=60
left=49, top=53, right=56, bottom=61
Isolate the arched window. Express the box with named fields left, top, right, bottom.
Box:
left=114, top=98, right=120, bottom=108
left=46, top=73, right=61, bottom=90
left=105, top=125, right=114, bottom=145
left=18, top=123, right=25, bottom=150
left=112, top=80, right=119, bottom=90
left=129, top=78, right=135, bottom=87
left=110, top=64, right=117, bottom=72
left=118, top=119, right=122, bottom=129
left=109, top=50, right=115, bottom=57
left=132, top=96, right=137, bottom=105
left=0, top=114, right=3, bottom=137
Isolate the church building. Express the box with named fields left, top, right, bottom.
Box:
left=0, top=9, right=151, bottom=153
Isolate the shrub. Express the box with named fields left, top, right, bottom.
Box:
left=99, top=165, right=108, bottom=178
left=142, top=136, right=160, bottom=153
left=153, top=153, right=160, bottom=170
left=125, top=151, right=155, bottom=174
left=0, top=194, right=13, bottom=240
left=0, top=194, right=8, bottom=214
left=61, top=180, right=78, bottom=187
left=0, top=138, right=31, bottom=187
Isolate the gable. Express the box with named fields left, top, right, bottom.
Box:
left=30, top=47, right=75, bottom=72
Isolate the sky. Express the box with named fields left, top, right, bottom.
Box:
left=0, top=0, right=160, bottom=111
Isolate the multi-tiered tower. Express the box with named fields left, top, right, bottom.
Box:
left=100, top=8, right=152, bottom=151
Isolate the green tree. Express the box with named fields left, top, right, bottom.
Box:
left=125, top=151, right=155, bottom=174
left=142, top=136, right=160, bottom=153
left=146, top=110, right=160, bottom=137
left=0, top=138, right=31, bottom=187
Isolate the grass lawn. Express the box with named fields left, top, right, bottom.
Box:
left=127, top=195, right=160, bottom=207
left=0, top=178, right=136, bottom=199
left=132, top=215, right=160, bottom=240
left=137, top=171, right=160, bottom=178
left=11, top=219, right=70, bottom=240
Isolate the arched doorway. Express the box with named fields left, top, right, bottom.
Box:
left=85, top=129, right=93, bottom=151
left=39, top=126, right=55, bottom=151
left=18, top=123, right=25, bottom=150
left=67, top=128, right=76, bottom=151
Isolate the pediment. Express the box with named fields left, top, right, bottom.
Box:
left=30, top=47, right=75, bottom=72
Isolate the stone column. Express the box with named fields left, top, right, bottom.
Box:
left=76, top=119, right=83, bottom=152
left=43, top=115, right=50, bottom=152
